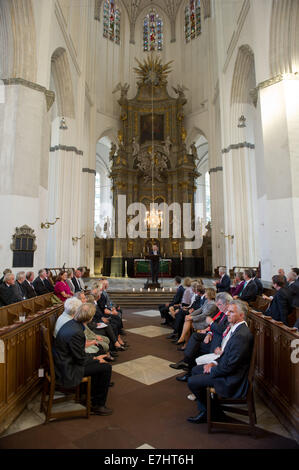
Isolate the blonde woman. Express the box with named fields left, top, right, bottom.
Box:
left=176, top=287, right=217, bottom=347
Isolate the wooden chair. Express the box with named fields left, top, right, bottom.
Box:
left=40, top=324, right=91, bottom=424
left=206, top=336, right=257, bottom=437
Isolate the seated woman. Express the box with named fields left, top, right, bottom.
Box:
left=177, top=288, right=217, bottom=348
left=52, top=302, right=113, bottom=415
left=230, top=272, right=245, bottom=297
left=54, top=271, right=73, bottom=302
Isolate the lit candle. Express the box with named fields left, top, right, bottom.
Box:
left=170, top=287, right=172, bottom=292
left=155, top=288, right=157, bottom=292
left=162, top=287, right=165, bottom=292
left=140, top=287, right=142, bottom=292
left=148, top=288, right=150, bottom=292
left=133, top=288, right=135, bottom=292
left=180, top=251, right=183, bottom=261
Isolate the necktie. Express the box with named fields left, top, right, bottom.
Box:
left=222, top=325, right=231, bottom=337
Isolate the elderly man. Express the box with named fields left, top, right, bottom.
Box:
left=72, top=269, right=85, bottom=293
left=236, top=269, right=258, bottom=303
left=53, top=303, right=113, bottom=415
left=15, top=272, right=26, bottom=299
left=187, top=300, right=254, bottom=423
left=0, top=273, right=23, bottom=305
left=287, top=270, right=299, bottom=307
left=213, top=267, right=231, bottom=293
left=22, top=271, right=37, bottom=298
left=33, top=269, right=53, bottom=295
left=170, top=292, right=232, bottom=379
left=54, top=297, right=83, bottom=338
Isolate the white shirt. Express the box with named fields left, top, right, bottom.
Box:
left=196, top=321, right=247, bottom=366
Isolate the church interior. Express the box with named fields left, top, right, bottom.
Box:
left=0, top=0, right=298, bottom=450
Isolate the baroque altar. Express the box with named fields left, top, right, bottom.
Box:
left=97, top=55, right=204, bottom=277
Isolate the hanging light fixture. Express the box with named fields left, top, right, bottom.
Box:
left=144, top=57, right=163, bottom=229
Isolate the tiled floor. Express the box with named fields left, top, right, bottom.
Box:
left=112, top=355, right=182, bottom=385
left=126, top=325, right=173, bottom=337
left=0, top=307, right=295, bottom=446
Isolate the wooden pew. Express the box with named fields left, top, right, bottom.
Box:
left=0, top=295, right=64, bottom=435
left=247, top=309, right=299, bottom=441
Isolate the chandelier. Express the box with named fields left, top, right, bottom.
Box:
left=144, top=55, right=163, bottom=230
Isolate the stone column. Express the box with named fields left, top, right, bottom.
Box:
left=0, top=80, right=53, bottom=271
left=257, top=76, right=299, bottom=280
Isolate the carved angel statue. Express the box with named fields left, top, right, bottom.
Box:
left=112, top=82, right=130, bottom=95
left=109, top=142, right=117, bottom=161
left=163, top=136, right=172, bottom=156
left=132, top=137, right=140, bottom=157
left=172, top=83, right=189, bottom=98
left=190, top=142, right=198, bottom=160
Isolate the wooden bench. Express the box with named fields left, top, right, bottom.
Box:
left=0, top=295, right=64, bottom=435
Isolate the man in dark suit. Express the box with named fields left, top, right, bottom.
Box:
left=236, top=269, right=258, bottom=303
left=0, top=269, right=12, bottom=285
left=159, top=276, right=185, bottom=325
left=253, top=271, right=263, bottom=296
left=213, top=267, right=231, bottom=293
left=187, top=300, right=254, bottom=423
left=171, top=292, right=232, bottom=378
left=33, top=269, right=53, bottom=295
left=52, top=302, right=113, bottom=415
left=22, top=271, right=37, bottom=299
left=287, top=270, right=299, bottom=307
left=72, top=269, right=85, bottom=293
left=265, top=275, right=293, bottom=325
left=15, top=272, right=27, bottom=299
left=149, top=244, right=160, bottom=284
left=0, top=273, right=23, bottom=305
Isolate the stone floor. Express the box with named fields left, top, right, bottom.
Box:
left=0, top=306, right=296, bottom=448
left=85, top=276, right=215, bottom=291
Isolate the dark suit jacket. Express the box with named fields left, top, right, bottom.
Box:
left=216, top=274, right=231, bottom=293
left=45, top=279, right=54, bottom=292
left=52, top=319, right=94, bottom=388
left=71, top=276, right=79, bottom=293
left=254, top=277, right=263, bottom=296
left=0, top=283, right=23, bottom=305
left=239, top=279, right=258, bottom=302
left=210, top=323, right=254, bottom=399
left=15, top=281, right=26, bottom=299
left=266, top=288, right=293, bottom=325
left=33, top=277, right=50, bottom=296
left=22, top=280, right=37, bottom=299
left=288, top=280, right=299, bottom=307
left=170, top=284, right=185, bottom=306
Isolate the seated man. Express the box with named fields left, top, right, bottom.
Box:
left=33, top=269, right=53, bottom=295
left=236, top=269, right=258, bottom=303
left=72, top=269, right=85, bottom=293
left=213, top=267, right=231, bottom=293
left=52, top=302, right=113, bottom=416
left=187, top=299, right=254, bottom=423
left=287, top=270, right=299, bottom=307
left=170, top=292, right=232, bottom=379
left=22, top=271, right=37, bottom=298
left=0, top=273, right=23, bottom=305
left=264, top=275, right=293, bottom=325
left=159, top=276, right=185, bottom=326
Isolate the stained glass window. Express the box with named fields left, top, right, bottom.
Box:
left=103, top=0, right=120, bottom=44
left=185, top=0, right=201, bottom=43
left=143, top=10, right=163, bottom=52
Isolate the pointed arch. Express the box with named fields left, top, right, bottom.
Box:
left=269, top=0, right=299, bottom=75
left=51, top=48, right=75, bottom=119
left=0, top=0, right=37, bottom=81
